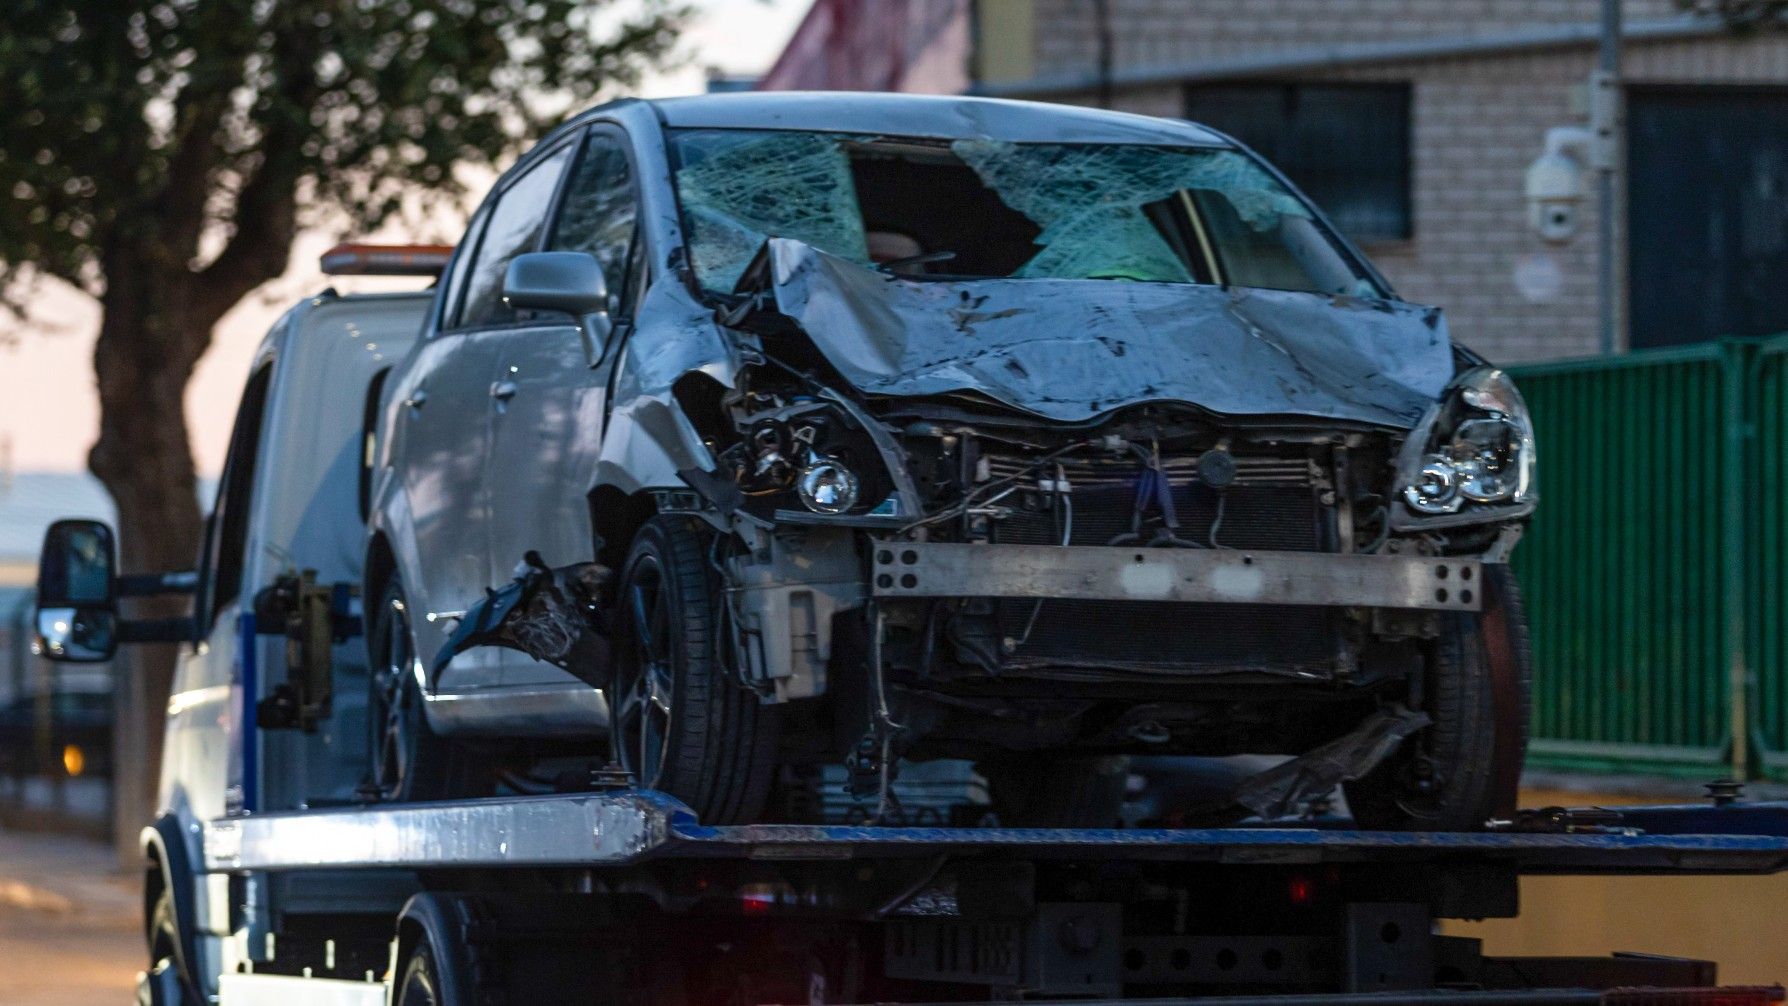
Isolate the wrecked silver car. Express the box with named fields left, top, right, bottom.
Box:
left=366, top=93, right=1534, bottom=830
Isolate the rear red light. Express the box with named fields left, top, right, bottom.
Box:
left=1604, top=987, right=1786, bottom=1006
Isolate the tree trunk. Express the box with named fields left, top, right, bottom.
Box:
left=88, top=251, right=209, bottom=870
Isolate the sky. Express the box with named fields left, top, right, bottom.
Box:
left=0, top=0, right=810, bottom=479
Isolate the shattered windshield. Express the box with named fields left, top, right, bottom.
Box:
left=668, top=129, right=1379, bottom=298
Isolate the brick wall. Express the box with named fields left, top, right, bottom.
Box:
left=1031, top=0, right=1683, bottom=79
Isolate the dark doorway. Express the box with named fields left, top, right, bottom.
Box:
left=1629, top=87, right=1788, bottom=348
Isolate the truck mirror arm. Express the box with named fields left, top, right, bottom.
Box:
left=117, top=617, right=201, bottom=644
left=118, top=570, right=200, bottom=597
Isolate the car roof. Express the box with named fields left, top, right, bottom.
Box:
left=641, top=92, right=1231, bottom=148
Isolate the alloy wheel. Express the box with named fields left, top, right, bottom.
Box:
left=615, top=556, right=675, bottom=788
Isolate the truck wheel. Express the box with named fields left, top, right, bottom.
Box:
left=145, top=886, right=198, bottom=1004
left=368, top=581, right=451, bottom=802
left=1346, top=565, right=1531, bottom=831
left=980, top=756, right=1131, bottom=827
left=611, top=516, right=780, bottom=824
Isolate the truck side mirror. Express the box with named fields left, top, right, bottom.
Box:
left=502, top=251, right=613, bottom=356
left=34, top=519, right=119, bottom=663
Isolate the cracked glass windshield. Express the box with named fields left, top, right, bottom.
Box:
left=668, top=129, right=1379, bottom=299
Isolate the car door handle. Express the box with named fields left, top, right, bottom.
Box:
left=404, top=389, right=428, bottom=409
left=490, top=380, right=518, bottom=401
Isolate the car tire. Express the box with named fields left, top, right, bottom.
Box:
left=367, top=580, right=453, bottom=802
left=611, top=516, right=781, bottom=824
left=1345, top=565, right=1531, bottom=831
left=980, top=756, right=1131, bottom=828
left=394, top=940, right=445, bottom=1006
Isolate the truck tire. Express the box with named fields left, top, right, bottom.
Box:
left=368, top=581, right=452, bottom=802
left=980, top=756, right=1131, bottom=827
left=611, top=516, right=780, bottom=824
left=144, top=886, right=197, bottom=1005
left=1346, top=565, right=1530, bottom=831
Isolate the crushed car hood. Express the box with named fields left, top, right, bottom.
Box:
left=760, top=239, right=1453, bottom=429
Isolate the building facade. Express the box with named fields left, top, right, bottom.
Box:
left=760, top=1, right=1788, bottom=364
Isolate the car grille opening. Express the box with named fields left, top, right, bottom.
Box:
left=979, top=451, right=1337, bottom=673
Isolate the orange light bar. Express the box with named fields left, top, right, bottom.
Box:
left=319, top=242, right=454, bottom=277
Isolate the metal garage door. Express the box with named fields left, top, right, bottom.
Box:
left=1629, top=87, right=1788, bottom=349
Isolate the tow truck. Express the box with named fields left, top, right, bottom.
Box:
left=27, top=249, right=1788, bottom=1005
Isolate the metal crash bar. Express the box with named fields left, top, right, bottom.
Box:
left=869, top=543, right=1483, bottom=612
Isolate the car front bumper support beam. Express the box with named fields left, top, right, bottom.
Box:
left=870, top=543, right=1481, bottom=612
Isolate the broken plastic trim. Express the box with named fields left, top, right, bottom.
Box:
left=430, top=552, right=613, bottom=690
left=1228, top=704, right=1431, bottom=821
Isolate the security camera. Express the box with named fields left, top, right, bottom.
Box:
left=1525, top=126, right=1591, bottom=244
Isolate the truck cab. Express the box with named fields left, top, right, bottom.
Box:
left=33, top=270, right=435, bottom=1001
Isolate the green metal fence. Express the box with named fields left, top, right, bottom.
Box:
left=1749, top=335, right=1788, bottom=780
left=1510, top=338, right=1788, bottom=780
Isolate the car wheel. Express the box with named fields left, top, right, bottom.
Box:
left=368, top=581, right=451, bottom=802
left=394, top=940, right=444, bottom=1006
left=980, top=756, right=1131, bottom=828
left=1345, top=565, right=1531, bottom=831
left=611, top=516, right=780, bottom=824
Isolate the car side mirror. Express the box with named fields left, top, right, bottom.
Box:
left=503, top=251, right=614, bottom=360
left=34, top=519, right=119, bottom=663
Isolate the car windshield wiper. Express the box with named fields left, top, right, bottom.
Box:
left=874, top=250, right=957, bottom=273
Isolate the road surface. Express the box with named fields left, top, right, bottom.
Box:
left=0, top=824, right=140, bottom=1005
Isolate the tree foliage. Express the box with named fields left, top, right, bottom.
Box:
left=1, top=1, right=683, bottom=311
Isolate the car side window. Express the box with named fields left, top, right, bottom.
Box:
left=459, top=143, right=574, bottom=327
left=437, top=205, right=490, bottom=331
left=550, top=131, right=638, bottom=315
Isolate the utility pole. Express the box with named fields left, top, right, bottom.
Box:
left=1595, top=0, right=1622, bottom=355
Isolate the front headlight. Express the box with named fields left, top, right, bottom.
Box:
left=1392, top=367, right=1536, bottom=528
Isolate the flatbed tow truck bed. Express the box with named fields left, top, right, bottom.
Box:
left=197, top=787, right=1788, bottom=1006
left=207, top=789, right=1788, bottom=874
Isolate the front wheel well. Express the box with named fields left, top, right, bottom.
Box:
left=363, top=532, right=397, bottom=646
left=588, top=487, right=657, bottom=569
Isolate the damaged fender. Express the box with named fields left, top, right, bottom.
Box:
left=590, top=280, right=753, bottom=500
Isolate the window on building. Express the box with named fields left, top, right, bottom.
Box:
left=1184, top=82, right=1411, bottom=242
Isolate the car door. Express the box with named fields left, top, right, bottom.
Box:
left=397, top=144, right=573, bottom=690
left=486, top=126, right=642, bottom=693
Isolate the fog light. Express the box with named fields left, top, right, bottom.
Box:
left=796, top=459, right=860, bottom=514
left=1403, top=456, right=1461, bottom=515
